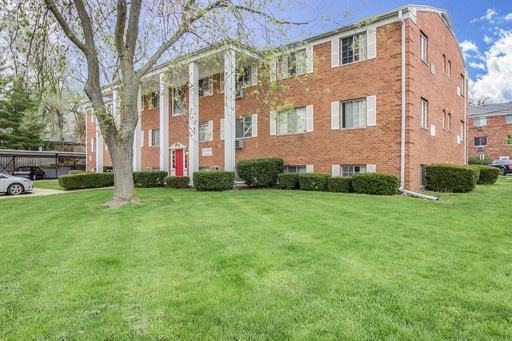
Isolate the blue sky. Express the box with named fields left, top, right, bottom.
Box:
left=287, top=1, right=512, bottom=103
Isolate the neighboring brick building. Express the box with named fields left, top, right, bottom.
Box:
left=467, top=103, right=512, bottom=161
left=86, top=5, right=468, bottom=191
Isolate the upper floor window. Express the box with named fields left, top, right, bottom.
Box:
left=507, top=115, right=512, bottom=124
left=447, top=112, right=452, bottom=131
left=277, top=107, right=306, bottom=135
left=420, top=32, right=428, bottom=63
left=473, top=117, right=487, bottom=126
left=420, top=98, right=428, bottom=129
left=442, top=110, right=447, bottom=130
left=236, top=66, right=252, bottom=88
left=279, top=49, right=306, bottom=78
left=151, top=129, right=160, bottom=146
left=442, top=54, right=446, bottom=73
left=448, top=60, right=452, bottom=78
left=342, top=99, right=367, bottom=129
left=460, top=74, right=465, bottom=96
left=474, top=136, right=487, bottom=146
left=236, top=115, right=254, bottom=139
left=172, top=86, right=186, bottom=116
left=199, top=77, right=213, bottom=97
left=148, top=92, right=159, bottom=109
left=342, top=33, right=367, bottom=65
left=199, top=121, right=213, bottom=142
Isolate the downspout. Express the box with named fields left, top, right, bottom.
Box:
left=464, top=71, right=468, bottom=164
left=398, top=9, right=438, bottom=201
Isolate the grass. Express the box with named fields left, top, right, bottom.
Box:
left=1, top=178, right=511, bottom=339
left=33, top=179, right=64, bottom=190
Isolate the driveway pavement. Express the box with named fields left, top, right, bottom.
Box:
left=0, top=188, right=65, bottom=199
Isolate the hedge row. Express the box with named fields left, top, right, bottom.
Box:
left=164, top=176, right=190, bottom=189
left=278, top=172, right=398, bottom=195
left=193, top=171, right=235, bottom=191
left=133, top=171, right=167, bottom=187
left=236, top=158, right=284, bottom=187
left=425, top=164, right=478, bottom=193
left=466, top=165, right=500, bottom=185
left=58, top=172, right=114, bottom=190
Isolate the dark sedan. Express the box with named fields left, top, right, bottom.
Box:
left=490, top=159, right=512, bottom=175
left=11, top=166, right=46, bottom=180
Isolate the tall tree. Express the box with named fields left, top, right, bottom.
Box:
left=44, top=0, right=308, bottom=207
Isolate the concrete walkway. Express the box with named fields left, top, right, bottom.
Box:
left=0, top=188, right=65, bottom=199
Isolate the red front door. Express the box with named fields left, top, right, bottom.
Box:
left=175, top=149, right=184, bottom=176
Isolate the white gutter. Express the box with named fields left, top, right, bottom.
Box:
left=398, top=9, right=438, bottom=201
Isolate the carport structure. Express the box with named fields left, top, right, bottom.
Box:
left=0, top=149, right=86, bottom=178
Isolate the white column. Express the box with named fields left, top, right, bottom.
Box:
left=133, top=85, right=142, bottom=171
left=188, top=62, right=200, bottom=184
left=95, top=125, right=104, bottom=172
left=159, top=73, right=170, bottom=173
left=112, top=88, right=120, bottom=129
left=224, top=49, right=236, bottom=171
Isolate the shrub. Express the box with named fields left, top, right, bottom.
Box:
left=351, top=173, right=399, bottom=195
left=426, top=164, right=478, bottom=193
left=278, top=173, right=300, bottom=189
left=299, top=173, right=330, bottom=191
left=58, top=172, right=114, bottom=190
left=133, top=171, right=168, bottom=188
left=328, top=176, right=354, bottom=193
left=193, top=171, right=235, bottom=191
left=468, top=155, right=492, bottom=165
left=236, top=158, right=284, bottom=187
left=164, top=176, right=190, bottom=189
left=467, top=165, right=500, bottom=185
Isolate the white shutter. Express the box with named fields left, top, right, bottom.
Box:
left=91, top=138, right=94, bottom=152
left=141, top=131, right=144, bottom=147
left=367, top=164, right=377, bottom=173
left=430, top=124, right=436, bottom=137
left=208, top=76, right=213, bottom=96
left=270, top=111, right=277, bottom=136
left=220, top=118, right=225, bottom=140
left=148, top=129, right=153, bottom=146
left=208, top=120, right=213, bottom=141
left=331, top=101, right=340, bottom=130
left=457, top=86, right=461, bottom=96
left=251, top=114, right=258, bottom=137
left=331, top=165, right=341, bottom=177
left=279, top=56, right=288, bottom=79
left=366, top=95, right=377, bottom=127
left=306, top=105, right=314, bottom=132
left=251, top=63, right=258, bottom=86
left=270, top=59, right=277, bottom=82
left=306, top=165, right=314, bottom=173
left=306, top=45, right=314, bottom=73
left=456, top=135, right=461, bottom=144
left=331, top=38, right=340, bottom=68
left=367, top=29, right=377, bottom=59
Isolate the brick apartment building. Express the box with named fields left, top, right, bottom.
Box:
left=86, top=5, right=468, bottom=191
left=467, top=103, right=512, bottom=161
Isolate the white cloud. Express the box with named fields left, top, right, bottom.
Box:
left=469, top=62, right=486, bottom=70
left=505, top=13, right=512, bottom=21
left=459, top=40, right=480, bottom=60
left=484, top=35, right=494, bottom=44
left=470, top=31, right=512, bottom=103
left=484, top=8, right=497, bottom=20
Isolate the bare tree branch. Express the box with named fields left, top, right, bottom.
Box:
left=44, top=0, right=88, bottom=53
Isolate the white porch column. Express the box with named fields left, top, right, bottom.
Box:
left=224, top=49, right=236, bottom=171
left=112, top=88, right=120, bottom=128
left=95, top=125, right=104, bottom=172
left=133, top=85, right=142, bottom=171
left=159, top=73, right=170, bottom=173
left=188, top=62, right=200, bottom=183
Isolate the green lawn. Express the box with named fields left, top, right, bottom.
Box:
left=1, top=179, right=511, bottom=339
left=33, top=179, right=64, bottom=190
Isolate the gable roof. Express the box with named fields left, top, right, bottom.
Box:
left=469, top=103, right=512, bottom=117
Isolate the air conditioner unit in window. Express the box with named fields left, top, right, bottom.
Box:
left=475, top=126, right=484, bottom=131
left=476, top=146, right=485, bottom=151
left=235, top=139, right=244, bottom=149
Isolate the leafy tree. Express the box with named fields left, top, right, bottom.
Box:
left=0, top=77, right=44, bottom=149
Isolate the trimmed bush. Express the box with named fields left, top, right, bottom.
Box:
left=58, top=172, right=114, bottom=190
left=278, top=173, right=300, bottom=189
left=133, top=171, right=167, bottom=188
left=236, top=158, right=284, bottom=187
left=193, top=171, right=235, bottom=191
left=299, top=173, right=330, bottom=191
left=468, top=155, right=492, bottom=165
left=351, top=173, right=399, bottom=195
left=328, top=176, right=353, bottom=193
left=164, top=176, right=190, bottom=189
left=467, top=165, right=500, bottom=185
left=426, top=164, right=478, bottom=193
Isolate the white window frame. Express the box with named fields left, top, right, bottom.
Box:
left=148, top=92, right=160, bottom=109
left=277, top=107, right=306, bottom=135
left=506, top=115, right=512, bottom=124
left=420, top=98, right=428, bottom=129
left=199, top=121, right=213, bottom=142
left=420, top=32, right=428, bottom=63
left=278, top=49, right=307, bottom=78
left=172, top=86, right=186, bottom=116
left=341, top=32, right=367, bottom=65
left=473, top=117, right=487, bottom=126
left=151, top=129, right=160, bottom=146
left=474, top=136, right=487, bottom=146
left=342, top=165, right=366, bottom=177
left=342, top=99, right=367, bottom=129
left=198, top=76, right=213, bottom=97
left=284, top=165, right=306, bottom=173
left=236, top=115, right=253, bottom=139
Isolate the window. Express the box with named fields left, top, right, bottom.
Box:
left=236, top=66, right=252, bottom=88
left=473, top=117, right=487, bottom=126
left=342, top=165, right=366, bottom=177
left=277, top=107, right=306, bottom=135
left=342, top=33, right=367, bottom=65
left=148, top=92, right=159, bottom=109
left=420, top=98, right=428, bottom=129
left=442, top=110, right=447, bottom=130
left=474, top=136, right=487, bottom=146
left=448, top=60, right=451, bottom=77
left=91, top=138, right=96, bottom=152
left=507, top=134, right=512, bottom=145
left=342, top=99, right=367, bottom=129
left=460, top=74, right=465, bottom=97
left=442, top=54, right=446, bottom=73
left=236, top=116, right=253, bottom=139
left=172, top=86, right=186, bottom=116
left=460, top=120, right=465, bottom=142
left=506, top=115, right=512, bottom=124
left=199, top=77, right=212, bottom=97
left=151, top=129, right=160, bottom=146
left=420, top=165, right=427, bottom=187
left=199, top=121, right=212, bottom=142
left=279, top=49, right=307, bottom=78
left=447, top=112, right=452, bottom=131
left=285, top=165, right=306, bottom=173
left=420, top=32, right=428, bottom=63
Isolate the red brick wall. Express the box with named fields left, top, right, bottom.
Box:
left=467, top=115, right=512, bottom=160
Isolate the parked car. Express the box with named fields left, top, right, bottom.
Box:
left=11, top=166, right=46, bottom=180
left=66, top=165, right=87, bottom=174
left=0, top=173, right=34, bottom=195
left=490, top=159, right=512, bottom=175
